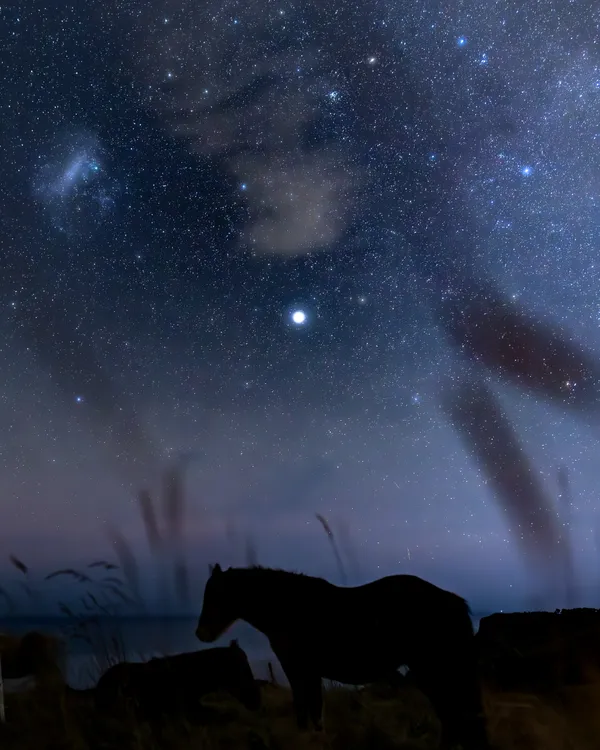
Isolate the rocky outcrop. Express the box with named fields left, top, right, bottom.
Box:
left=476, top=609, right=600, bottom=691
left=0, top=631, right=66, bottom=688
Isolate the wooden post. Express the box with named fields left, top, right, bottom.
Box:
left=0, top=654, right=6, bottom=723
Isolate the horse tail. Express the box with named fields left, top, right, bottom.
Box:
left=445, top=592, right=474, bottom=631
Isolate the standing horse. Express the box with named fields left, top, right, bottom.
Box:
left=196, top=564, right=489, bottom=748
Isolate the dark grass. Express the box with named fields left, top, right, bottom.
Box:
left=4, top=659, right=600, bottom=749
left=3, top=547, right=600, bottom=749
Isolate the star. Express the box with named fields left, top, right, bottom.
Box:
left=457, top=36, right=468, bottom=47
left=291, top=310, right=307, bottom=325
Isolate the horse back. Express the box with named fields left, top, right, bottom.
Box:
left=153, top=646, right=253, bottom=690
left=267, top=573, right=472, bottom=660
left=333, top=575, right=471, bottom=626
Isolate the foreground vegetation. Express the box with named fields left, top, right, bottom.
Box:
left=2, top=672, right=600, bottom=750
left=1, top=463, right=599, bottom=750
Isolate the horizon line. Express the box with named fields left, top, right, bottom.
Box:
left=1, top=610, right=495, bottom=622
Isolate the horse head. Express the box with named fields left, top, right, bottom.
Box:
left=224, top=639, right=261, bottom=711
left=196, top=563, right=239, bottom=643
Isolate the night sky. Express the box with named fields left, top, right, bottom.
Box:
left=2, top=0, right=600, bottom=616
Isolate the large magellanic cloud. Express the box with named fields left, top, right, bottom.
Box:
left=31, top=130, right=120, bottom=239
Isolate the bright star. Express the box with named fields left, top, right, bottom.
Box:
left=457, top=36, right=467, bottom=47
left=521, top=166, right=533, bottom=176
left=75, top=395, right=84, bottom=404
left=291, top=310, right=306, bottom=325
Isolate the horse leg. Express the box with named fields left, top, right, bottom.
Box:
left=292, top=673, right=323, bottom=731
left=306, top=675, right=324, bottom=731
left=410, top=662, right=489, bottom=749
left=278, top=660, right=314, bottom=730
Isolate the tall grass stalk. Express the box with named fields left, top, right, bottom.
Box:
left=315, top=514, right=348, bottom=585
left=0, top=653, right=5, bottom=723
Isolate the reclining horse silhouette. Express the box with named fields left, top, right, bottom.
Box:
left=95, top=639, right=260, bottom=723
left=196, top=565, right=489, bottom=748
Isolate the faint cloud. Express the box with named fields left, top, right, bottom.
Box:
left=233, top=152, right=360, bottom=256
left=127, top=1, right=363, bottom=257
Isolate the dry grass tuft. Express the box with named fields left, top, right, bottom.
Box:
left=139, top=489, right=162, bottom=553
left=2, top=675, right=600, bottom=750
left=106, top=527, right=142, bottom=604
left=8, top=556, right=29, bottom=576
left=315, top=515, right=348, bottom=586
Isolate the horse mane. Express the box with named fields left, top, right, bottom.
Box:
left=230, top=565, right=335, bottom=588
left=233, top=565, right=326, bottom=582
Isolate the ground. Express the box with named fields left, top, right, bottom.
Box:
left=2, top=676, right=600, bottom=750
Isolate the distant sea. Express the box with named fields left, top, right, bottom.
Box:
left=0, top=614, right=486, bottom=689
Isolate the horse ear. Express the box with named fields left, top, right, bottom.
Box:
left=213, top=563, right=222, bottom=575
left=208, top=563, right=214, bottom=575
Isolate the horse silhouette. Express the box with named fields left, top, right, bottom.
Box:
left=196, top=564, right=489, bottom=748
left=94, top=639, right=260, bottom=724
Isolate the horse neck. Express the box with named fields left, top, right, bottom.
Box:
left=236, top=571, right=298, bottom=635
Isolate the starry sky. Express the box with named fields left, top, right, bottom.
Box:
left=2, top=0, right=600, bottom=616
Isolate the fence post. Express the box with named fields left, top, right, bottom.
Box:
left=0, top=654, right=5, bottom=723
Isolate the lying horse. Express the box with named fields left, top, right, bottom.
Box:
left=196, top=565, right=489, bottom=749
left=94, top=639, right=261, bottom=723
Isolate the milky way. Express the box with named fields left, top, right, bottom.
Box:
left=1, top=1, right=600, bottom=615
